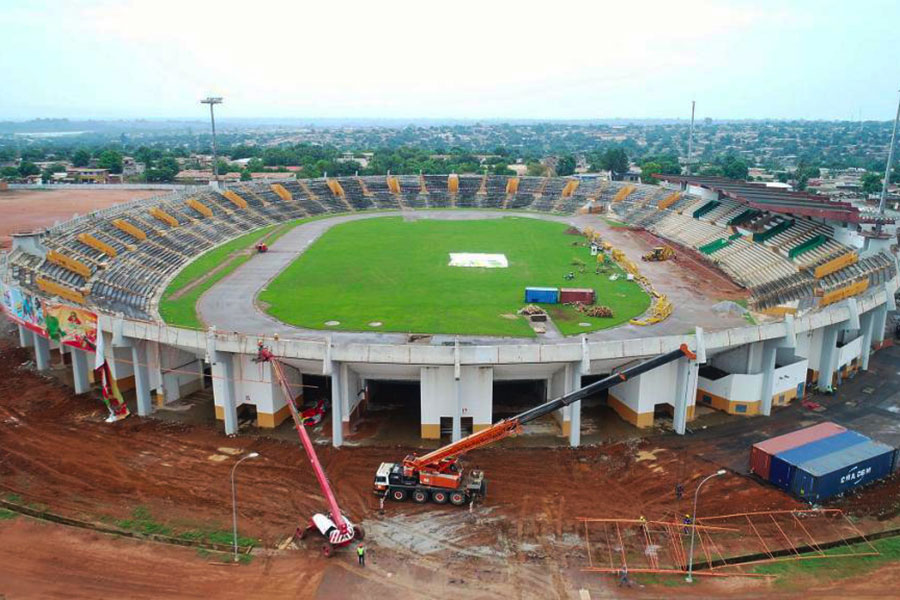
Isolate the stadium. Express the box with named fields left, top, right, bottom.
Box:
left=2, top=173, right=897, bottom=448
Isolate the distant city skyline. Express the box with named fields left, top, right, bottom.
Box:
left=3, top=0, right=899, bottom=122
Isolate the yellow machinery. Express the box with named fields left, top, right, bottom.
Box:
left=642, top=246, right=676, bottom=262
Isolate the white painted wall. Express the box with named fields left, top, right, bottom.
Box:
left=710, top=345, right=750, bottom=374
left=772, top=359, right=808, bottom=396
left=697, top=372, right=763, bottom=403
left=836, top=335, right=863, bottom=368
left=831, top=224, right=864, bottom=250
left=420, top=366, right=493, bottom=427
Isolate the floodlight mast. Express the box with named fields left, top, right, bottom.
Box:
left=201, top=96, right=223, bottom=188
left=686, top=100, right=696, bottom=175
left=878, top=88, right=900, bottom=216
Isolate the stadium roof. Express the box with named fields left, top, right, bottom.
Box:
left=657, top=175, right=894, bottom=225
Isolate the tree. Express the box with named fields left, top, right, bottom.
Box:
left=1, top=166, right=20, bottom=179
left=18, top=162, right=40, bottom=177
left=860, top=172, right=882, bottom=195
left=145, top=156, right=180, bottom=182
left=97, top=150, right=123, bottom=174
left=240, top=169, right=252, bottom=181
left=722, top=158, right=748, bottom=180
left=556, top=154, right=576, bottom=176
left=526, top=161, right=547, bottom=177
left=247, top=157, right=265, bottom=172
left=600, top=148, right=629, bottom=176
left=41, top=163, right=67, bottom=182
left=72, top=148, right=91, bottom=167
left=639, top=162, right=662, bottom=184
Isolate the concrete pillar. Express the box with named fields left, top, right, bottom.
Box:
left=817, top=325, right=839, bottom=392
left=673, top=358, right=698, bottom=434
left=18, top=324, right=32, bottom=348
left=71, top=348, right=90, bottom=394
left=132, top=341, right=152, bottom=416
left=568, top=361, right=582, bottom=447
left=871, top=304, right=888, bottom=347
left=33, top=331, right=51, bottom=371
left=331, top=360, right=343, bottom=447
left=219, top=352, right=238, bottom=436
left=452, top=377, right=462, bottom=442
left=759, top=340, right=778, bottom=416
left=859, top=309, right=875, bottom=371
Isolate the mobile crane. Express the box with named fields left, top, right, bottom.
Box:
left=255, top=344, right=364, bottom=556
left=373, top=344, right=696, bottom=505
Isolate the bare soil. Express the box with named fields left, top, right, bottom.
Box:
left=0, top=188, right=159, bottom=249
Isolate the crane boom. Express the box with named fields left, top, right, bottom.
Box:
left=408, top=344, right=695, bottom=470
left=258, top=347, right=350, bottom=537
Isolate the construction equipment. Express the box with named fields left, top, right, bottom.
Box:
left=642, top=246, right=676, bottom=262
left=255, top=344, right=364, bottom=556
left=373, top=344, right=697, bottom=506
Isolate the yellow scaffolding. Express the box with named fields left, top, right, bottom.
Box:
left=222, top=190, right=248, bottom=209
left=448, top=173, right=459, bottom=194
left=820, top=279, right=869, bottom=307
left=46, top=250, right=92, bottom=278
left=36, top=277, right=86, bottom=304
left=506, top=177, right=519, bottom=195
left=186, top=198, right=213, bottom=218
left=149, top=207, right=179, bottom=227
left=77, top=233, right=117, bottom=257
left=561, top=179, right=580, bottom=197
left=612, top=185, right=636, bottom=203
left=814, top=252, right=858, bottom=279
left=657, top=191, right=680, bottom=210
left=326, top=178, right=346, bottom=197
left=270, top=183, right=292, bottom=202
left=112, top=219, right=147, bottom=241
left=386, top=175, right=401, bottom=194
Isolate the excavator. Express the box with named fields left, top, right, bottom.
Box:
left=255, top=344, right=364, bottom=557
left=373, top=344, right=696, bottom=505
left=642, top=246, right=676, bottom=262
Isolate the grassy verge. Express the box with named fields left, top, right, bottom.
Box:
left=115, top=506, right=259, bottom=548
left=0, top=508, right=17, bottom=520
left=603, top=217, right=629, bottom=228
left=261, top=216, right=650, bottom=336
left=159, top=216, right=321, bottom=329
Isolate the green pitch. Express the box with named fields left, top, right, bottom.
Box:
left=260, top=216, right=650, bottom=337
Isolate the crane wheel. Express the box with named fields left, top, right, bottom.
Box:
left=321, top=542, right=334, bottom=558
left=412, top=490, right=428, bottom=503
left=354, top=525, right=366, bottom=541
left=449, top=491, right=467, bottom=506
left=390, top=489, right=407, bottom=502
left=431, top=491, right=448, bottom=504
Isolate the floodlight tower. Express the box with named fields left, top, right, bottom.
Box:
left=878, top=88, right=900, bottom=215
left=686, top=100, right=696, bottom=175
left=201, top=96, right=223, bottom=188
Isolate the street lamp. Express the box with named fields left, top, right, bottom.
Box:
left=231, top=451, right=259, bottom=562
left=685, top=468, right=727, bottom=583
left=200, top=96, right=223, bottom=188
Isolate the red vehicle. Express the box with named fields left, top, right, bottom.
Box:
left=300, top=397, right=328, bottom=427
left=255, top=242, right=268, bottom=253
left=256, top=344, right=363, bottom=556
left=374, top=344, right=697, bottom=506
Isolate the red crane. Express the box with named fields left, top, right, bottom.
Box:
left=255, top=344, right=364, bottom=556
left=374, top=344, right=697, bottom=505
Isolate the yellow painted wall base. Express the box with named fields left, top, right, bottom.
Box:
left=215, top=405, right=224, bottom=420
left=608, top=394, right=654, bottom=428
left=421, top=424, right=440, bottom=439
left=696, top=388, right=759, bottom=415
left=257, top=403, right=291, bottom=428
left=153, top=392, right=165, bottom=407
left=473, top=423, right=492, bottom=433
left=561, top=420, right=571, bottom=437
left=115, top=375, right=135, bottom=393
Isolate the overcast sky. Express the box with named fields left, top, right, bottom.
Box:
left=3, top=0, right=899, bottom=122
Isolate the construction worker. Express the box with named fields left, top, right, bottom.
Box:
left=638, top=515, right=648, bottom=535
left=675, top=482, right=684, bottom=500
left=357, top=543, right=366, bottom=567
left=683, top=514, right=693, bottom=535
left=617, top=564, right=630, bottom=587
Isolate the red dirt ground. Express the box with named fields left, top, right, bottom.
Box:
left=0, top=188, right=160, bottom=249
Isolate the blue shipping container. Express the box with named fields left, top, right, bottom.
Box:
left=790, top=440, right=897, bottom=502
left=768, top=430, right=870, bottom=490
left=524, top=287, right=559, bottom=304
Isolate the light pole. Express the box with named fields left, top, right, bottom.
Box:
left=200, top=96, right=223, bottom=188
left=231, top=451, right=259, bottom=562
left=877, top=88, right=900, bottom=216
left=685, top=468, right=726, bottom=583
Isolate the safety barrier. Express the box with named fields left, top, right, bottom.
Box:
left=692, top=200, right=720, bottom=219
left=561, top=179, right=580, bottom=197
left=448, top=174, right=459, bottom=194
left=506, top=177, right=519, bottom=195
left=326, top=178, right=346, bottom=197
left=612, top=185, right=636, bottom=203
left=386, top=175, right=401, bottom=194
left=607, top=244, right=673, bottom=326
left=270, top=183, right=292, bottom=202
left=77, top=233, right=117, bottom=258
left=814, top=252, right=858, bottom=279
left=46, top=250, right=91, bottom=278
left=222, top=190, right=248, bottom=209
left=753, top=219, right=794, bottom=243
left=657, top=191, right=680, bottom=210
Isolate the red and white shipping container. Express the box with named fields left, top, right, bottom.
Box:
left=749, top=422, right=846, bottom=479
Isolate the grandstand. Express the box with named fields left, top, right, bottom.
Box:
left=4, top=175, right=897, bottom=321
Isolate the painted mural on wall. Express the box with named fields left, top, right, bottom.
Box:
left=0, top=283, right=48, bottom=336
left=45, top=304, right=98, bottom=352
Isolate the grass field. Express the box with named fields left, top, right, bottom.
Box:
left=260, top=216, right=650, bottom=336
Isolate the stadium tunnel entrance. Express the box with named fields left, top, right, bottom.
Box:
left=492, top=379, right=556, bottom=436
left=359, top=379, right=422, bottom=444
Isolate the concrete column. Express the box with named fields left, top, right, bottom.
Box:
left=331, top=360, right=343, bottom=447
left=219, top=352, right=238, bottom=436
left=817, top=325, right=839, bottom=392
left=871, top=304, right=888, bottom=347
left=759, top=340, right=778, bottom=416
left=452, top=377, right=462, bottom=442
left=568, top=361, right=582, bottom=447
left=673, top=358, right=698, bottom=434
left=18, top=324, right=33, bottom=348
left=33, top=331, right=51, bottom=371
left=859, top=310, right=875, bottom=371
left=132, top=341, right=152, bottom=416
left=71, top=348, right=91, bottom=394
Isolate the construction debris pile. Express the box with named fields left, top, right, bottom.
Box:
left=566, top=302, right=614, bottom=318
